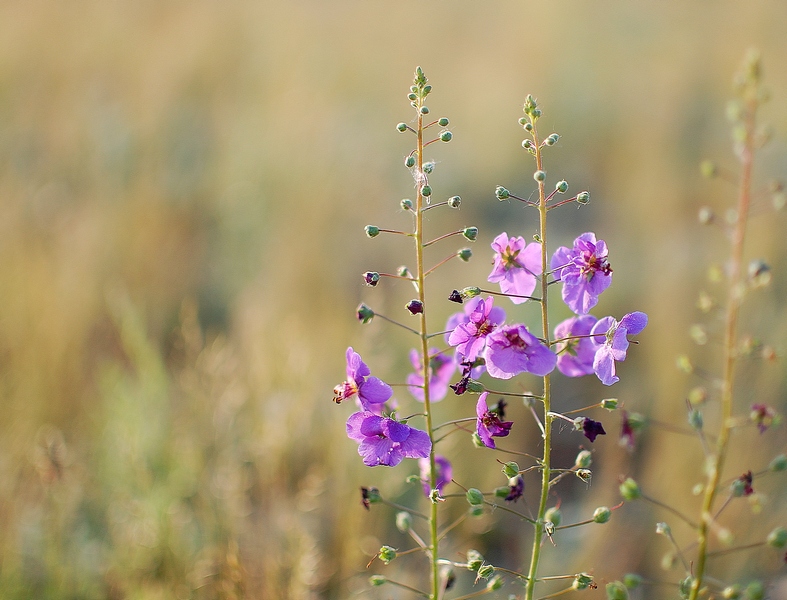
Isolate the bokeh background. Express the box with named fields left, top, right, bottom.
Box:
left=1, top=1, right=786, bottom=598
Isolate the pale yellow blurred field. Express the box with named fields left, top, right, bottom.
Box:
left=0, top=2, right=786, bottom=598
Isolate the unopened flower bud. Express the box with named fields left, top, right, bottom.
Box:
left=522, top=139, right=534, bottom=150
left=698, top=206, right=715, bottom=225
left=572, top=573, right=594, bottom=591
left=406, top=299, right=424, bottom=315
left=419, top=106, right=429, bottom=115
left=407, top=93, right=417, bottom=102
left=495, top=186, right=510, bottom=200
left=477, top=564, right=494, bottom=580
left=457, top=248, right=472, bottom=262
left=405, top=155, right=416, bottom=168
left=555, top=180, right=568, bottom=193
left=502, top=461, right=520, bottom=478
left=378, top=546, right=397, bottom=564
left=532, top=108, right=542, bottom=118
left=606, top=581, right=629, bottom=600
left=688, top=408, right=703, bottom=430
left=356, top=303, right=375, bottom=324
left=466, top=488, right=484, bottom=506
left=494, top=486, right=511, bottom=498
left=575, top=450, right=592, bottom=469
left=593, top=506, right=612, bottom=524
left=438, top=117, right=449, bottom=126
left=655, top=522, right=671, bottom=536
left=689, top=386, right=708, bottom=405
left=518, top=117, right=527, bottom=126
left=534, top=170, right=546, bottom=182
left=545, top=507, right=562, bottom=527
left=423, top=84, right=432, bottom=95
left=524, top=122, right=533, bottom=132
left=397, top=265, right=411, bottom=278
left=676, top=354, right=694, bottom=374
left=396, top=511, right=412, bottom=533
left=746, top=581, right=765, bottom=600
left=767, top=526, right=787, bottom=548
left=769, top=454, right=787, bottom=472
left=363, top=271, right=380, bottom=286
left=448, top=195, right=461, bottom=208
left=401, top=198, right=413, bottom=211
left=486, top=575, right=504, bottom=590
left=365, top=225, right=380, bottom=238
left=462, top=227, right=478, bottom=241
left=369, top=575, right=387, bottom=586
left=576, top=191, right=590, bottom=204
left=622, top=574, right=642, bottom=589
left=546, top=133, right=560, bottom=145
left=748, top=259, right=771, bottom=287
left=439, top=130, right=453, bottom=142
left=423, top=160, right=436, bottom=174
left=722, top=584, right=742, bottom=599
left=466, top=549, right=484, bottom=572
left=465, top=379, right=484, bottom=393
left=679, top=577, right=695, bottom=598
left=700, top=160, right=718, bottom=178
left=469, top=505, right=484, bottom=517
left=396, top=122, right=408, bottom=132
left=601, top=398, right=619, bottom=410
left=620, top=478, right=641, bottom=501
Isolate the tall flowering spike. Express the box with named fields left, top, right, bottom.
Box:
left=484, top=324, right=557, bottom=379
left=407, top=348, right=456, bottom=402
left=333, top=347, right=392, bottom=412
left=447, top=296, right=506, bottom=361
left=346, top=412, right=431, bottom=467
left=590, top=312, right=648, bottom=386
left=476, top=393, right=513, bottom=449
left=488, top=232, right=543, bottom=304
left=553, top=314, right=599, bottom=377
left=551, top=232, right=613, bottom=315
left=419, top=455, right=452, bottom=497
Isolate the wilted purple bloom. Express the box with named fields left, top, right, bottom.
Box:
left=591, top=312, right=648, bottom=386
left=551, top=232, right=612, bottom=315
left=484, top=324, right=557, bottom=380
left=419, top=455, right=452, bottom=497
left=346, top=412, right=431, bottom=467
left=333, top=347, right=392, bottom=412
left=488, top=232, right=542, bottom=304
left=553, top=315, right=599, bottom=377
left=407, top=349, right=455, bottom=402
left=476, top=393, right=513, bottom=449
left=448, top=296, right=505, bottom=361
left=579, top=417, right=606, bottom=442
left=750, top=403, right=778, bottom=434
left=505, top=475, right=524, bottom=502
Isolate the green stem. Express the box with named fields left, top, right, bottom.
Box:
left=525, top=118, right=552, bottom=600
left=689, top=84, right=756, bottom=600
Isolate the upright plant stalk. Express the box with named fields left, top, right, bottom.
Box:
left=689, top=72, right=758, bottom=600
left=525, top=121, right=552, bottom=600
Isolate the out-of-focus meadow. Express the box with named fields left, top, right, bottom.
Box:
left=1, top=2, right=786, bottom=598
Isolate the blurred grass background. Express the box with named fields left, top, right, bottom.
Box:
left=1, top=1, right=786, bottom=598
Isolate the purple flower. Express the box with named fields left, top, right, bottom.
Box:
left=419, top=455, right=452, bottom=497
left=488, top=232, right=542, bottom=304
left=578, top=417, right=606, bottom=442
left=476, top=392, right=513, bottom=449
left=333, top=347, right=393, bottom=412
left=407, top=349, right=455, bottom=402
left=448, top=297, right=505, bottom=361
left=346, top=412, right=431, bottom=467
left=590, top=312, right=648, bottom=386
left=551, top=233, right=612, bottom=315
left=484, top=324, right=557, bottom=380
left=750, top=404, right=778, bottom=434
left=553, top=315, right=599, bottom=377
left=505, top=475, right=524, bottom=502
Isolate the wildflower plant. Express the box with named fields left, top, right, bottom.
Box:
left=607, top=52, right=787, bottom=599
left=334, top=67, right=648, bottom=599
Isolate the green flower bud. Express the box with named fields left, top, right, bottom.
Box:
left=439, top=130, right=453, bottom=142
left=502, top=461, right=520, bottom=478
left=717, top=528, right=734, bottom=546
left=593, top=506, right=612, bottom=524
left=679, top=576, right=695, bottom=598
left=396, top=511, right=412, bottom=533
left=494, top=486, right=511, bottom=498
left=700, top=160, right=717, bottom=178
left=745, top=580, right=765, bottom=600
left=690, top=324, right=709, bottom=345
left=423, top=160, right=436, bottom=174
left=688, top=408, right=704, bottom=430
left=477, top=564, right=495, bottom=580
left=405, top=474, right=419, bottom=484
left=469, top=505, right=484, bottom=517
left=689, top=386, right=708, bottom=405
left=601, top=398, right=619, bottom=410
left=576, top=191, right=590, bottom=204
left=767, top=526, right=787, bottom=548
left=622, top=574, right=642, bottom=589
left=524, top=122, right=533, bottom=132
left=466, top=488, right=484, bottom=506
left=676, top=354, right=694, bottom=374
left=620, top=478, right=641, bottom=501
left=457, top=248, right=472, bottom=262
left=419, top=106, right=430, bottom=115
left=405, top=155, right=416, bottom=168
left=522, top=139, right=535, bottom=150
left=534, top=170, right=546, bottom=182
left=486, top=575, right=504, bottom=591
left=369, top=575, right=387, bottom=587
left=722, top=584, right=742, bottom=599
left=466, top=379, right=484, bottom=393
left=532, top=108, right=542, bottom=118
left=546, top=133, right=560, bottom=145
left=365, top=225, right=380, bottom=238
left=555, top=180, right=568, bottom=193
left=396, top=122, right=408, bottom=132
left=407, top=93, right=417, bottom=102
left=397, top=265, right=411, bottom=278
left=378, top=546, right=397, bottom=564
left=421, top=185, right=432, bottom=197
left=466, top=549, right=484, bottom=572
left=575, top=450, right=592, bottom=469
left=401, top=198, right=413, bottom=211
left=356, top=303, right=375, bottom=324
left=606, top=581, right=629, bottom=600
left=573, top=573, right=594, bottom=590
left=545, top=507, right=562, bottom=527
left=438, top=117, right=449, bottom=126
left=448, top=195, right=461, bottom=208
left=495, top=185, right=510, bottom=200
left=462, top=227, right=478, bottom=241
left=423, top=84, right=432, bottom=95
left=769, top=454, right=787, bottom=472
left=518, top=117, right=527, bottom=126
